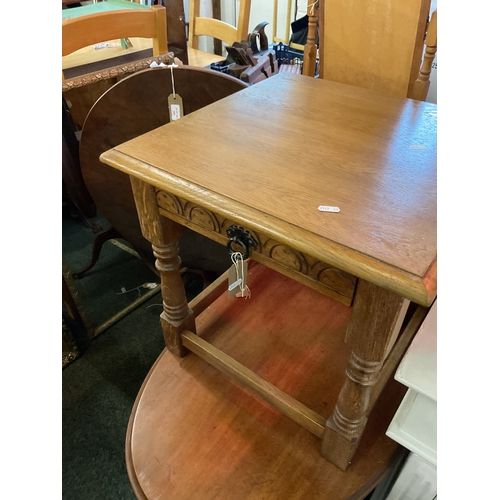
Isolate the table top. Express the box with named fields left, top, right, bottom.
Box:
left=100, top=73, right=437, bottom=306
left=62, top=0, right=147, bottom=21
left=62, top=37, right=153, bottom=71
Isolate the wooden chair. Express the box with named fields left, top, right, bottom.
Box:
left=187, top=0, right=251, bottom=67
left=63, top=4, right=171, bottom=130
left=318, top=0, right=436, bottom=100
left=266, top=0, right=318, bottom=77
left=407, top=9, right=437, bottom=101
left=62, top=4, right=174, bottom=273
left=62, top=4, right=167, bottom=64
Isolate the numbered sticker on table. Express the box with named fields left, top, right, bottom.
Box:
left=318, top=205, right=340, bottom=213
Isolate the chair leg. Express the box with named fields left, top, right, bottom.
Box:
left=73, top=226, right=122, bottom=278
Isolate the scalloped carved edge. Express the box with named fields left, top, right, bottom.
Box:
left=62, top=53, right=176, bottom=93
left=157, top=191, right=357, bottom=305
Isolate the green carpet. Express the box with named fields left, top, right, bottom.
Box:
left=62, top=209, right=202, bottom=499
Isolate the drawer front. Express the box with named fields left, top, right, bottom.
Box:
left=157, top=190, right=357, bottom=306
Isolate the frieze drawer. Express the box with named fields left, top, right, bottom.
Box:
left=156, top=190, right=357, bottom=306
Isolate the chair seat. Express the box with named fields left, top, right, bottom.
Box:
left=126, top=263, right=406, bottom=499
left=188, top=47, right=226, bottom=68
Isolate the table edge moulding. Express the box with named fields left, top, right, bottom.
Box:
left=101, top=73, right=436, bottom=308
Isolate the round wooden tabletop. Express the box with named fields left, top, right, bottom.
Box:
left=79, top=66, right=248, bottom=274
left=126, top=264, right=406, bottom=499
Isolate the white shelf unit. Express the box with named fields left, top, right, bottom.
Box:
left=384, top=299, right=437, bottom=499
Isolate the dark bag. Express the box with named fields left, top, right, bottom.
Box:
left=289, top=15, right=319, bottom=47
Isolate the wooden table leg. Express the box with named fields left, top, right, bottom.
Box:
left=130, top=177, right=195, bottom=357
left=321, top=279, right=409, bottom=469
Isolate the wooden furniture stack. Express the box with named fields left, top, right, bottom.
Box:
left=100, top=72, right=437, bottom=499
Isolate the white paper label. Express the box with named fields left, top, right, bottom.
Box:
left=318, top=205, right=340, bottom=213
left=170, top=104, right=181, bottom=121
left=228, top=278, right=242, bottom=291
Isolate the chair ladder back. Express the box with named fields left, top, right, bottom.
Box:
left=62, top=5, right=167, bottom=57
left=189, top=0, right=251, bottom=50
left=271, top=0, right=292, bottom=45
left=235, top=0, right=251, bottom=44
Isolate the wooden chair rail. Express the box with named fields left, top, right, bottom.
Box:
left=62, top=6, right=168, bottom=57
left=408, top=9, right=437, bottom=101
left=181, top=330, right=327, bottom=438
left=302, top=1, right=319, bottom=77
left=192, top=17, right=240, bottom=47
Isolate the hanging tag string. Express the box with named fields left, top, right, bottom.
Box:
left=307, top=0, right=319, bottom=16
left=168, top=63, right=178, bottom=98
left=230, top=251, right=251, bottom=299
left=231, top=252, right=244, bottom=294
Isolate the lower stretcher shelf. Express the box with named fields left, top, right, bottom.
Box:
left=127, top=262, right=406, bottom=499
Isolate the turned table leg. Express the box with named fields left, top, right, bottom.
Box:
left=321, top=279, right=409, bottom=469
left=130, top=177, right=195, bottom=357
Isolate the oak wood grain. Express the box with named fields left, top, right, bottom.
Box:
left=367, top=303, right=430, bottom=414
left=182, top=330, right=327, bottom=437
left=130, top=177, right=195, bottom=356
left=100, top=73, right=437, bottom=306
left=321, top=279, right=410, bottom=469
left=156, top=190, right=357, bottom=305
left=319, top=0, right=430, bottom=98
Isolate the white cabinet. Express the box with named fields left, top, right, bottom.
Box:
left=384, top=452, right=437, bottom=500
left=383, top=300, right=437, bottom=499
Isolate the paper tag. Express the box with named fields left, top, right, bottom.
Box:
left=228, top=260, right=248, bottom=298
left=168, top=94, right=184, bottom=121
left=228, top=278, right=242, bottom=291
left=318, top=205, right=340, bottom=213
